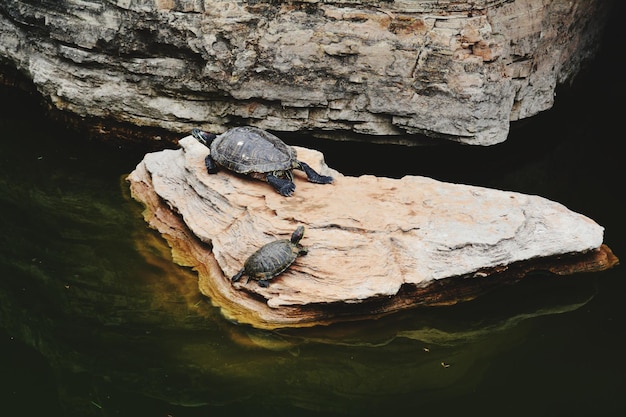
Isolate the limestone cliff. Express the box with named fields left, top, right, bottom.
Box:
left=0, top=0, right=614, bottom=145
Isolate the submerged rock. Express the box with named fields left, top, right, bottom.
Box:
left=126, top=136, right=618, bottom=329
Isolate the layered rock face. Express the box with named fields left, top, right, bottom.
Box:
left=0, top=0, right=613, bottom=145
left=126, top=136, right=618, bottom=329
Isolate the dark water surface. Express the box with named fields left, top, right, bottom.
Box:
left=1, top=17, right=624, bottom=417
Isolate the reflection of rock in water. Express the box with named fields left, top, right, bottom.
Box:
left=0, top=166, right=601, bottom=415
left=395, top=274, right=596, bottom=346
left=1, top=199, right=600, bottom=415
left=271, top=271, right=597, bottom=348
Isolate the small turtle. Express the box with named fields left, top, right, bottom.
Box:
left=191, top=126, right=333, bottom=196
left=232, top=226, right=308, bottom=287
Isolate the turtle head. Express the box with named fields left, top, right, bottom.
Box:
left=191, top=128, right=217, bottom=147
left=291, top=225, right=305, bottom=243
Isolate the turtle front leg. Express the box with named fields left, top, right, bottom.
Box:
left=298, top=161, right=333, bottom=184
left=257, top=279, right=270, bottom=288
left=205, top=155, right=219, bottom=174
left=266, top=174, right=296, bottom=196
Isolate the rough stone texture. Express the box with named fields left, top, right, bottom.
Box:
left=126, top=135, right=618, bottom=328
left=0, top=0, right=614, bottom=145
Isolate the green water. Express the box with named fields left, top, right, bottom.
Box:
left=1, top=21, right=624, bottom=417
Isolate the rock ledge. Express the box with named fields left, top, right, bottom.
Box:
left=0, top=0, right=615, bottom=145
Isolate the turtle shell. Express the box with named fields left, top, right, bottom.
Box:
left=243, top=239, right=300, bottom=281
left=210, top=126, right=298, bottom=174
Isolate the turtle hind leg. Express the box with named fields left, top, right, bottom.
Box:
left=267, top=174, right=296, bottom=196
left=257, top=280, right=270, bottom=288
left=298, top=161, right=333, bottom=184
left=231, top=269, right=245, bottom=282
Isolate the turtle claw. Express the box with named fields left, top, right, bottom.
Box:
left=279, top=183, right=296, bottom=197
left=267, top=174, right=295, bottom=197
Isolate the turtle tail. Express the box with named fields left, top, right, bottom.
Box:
left=231, top=269, right=245, bottom=282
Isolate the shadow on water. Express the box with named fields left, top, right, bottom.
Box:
left=1, top=5, right=624, bottom=417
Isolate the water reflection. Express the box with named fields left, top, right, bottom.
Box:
left=0, top=113, right=603, bottom=416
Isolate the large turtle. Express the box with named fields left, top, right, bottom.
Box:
left=231, top=226, right=308, bottom=287
left=191, top=126, right=333, bottom=196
